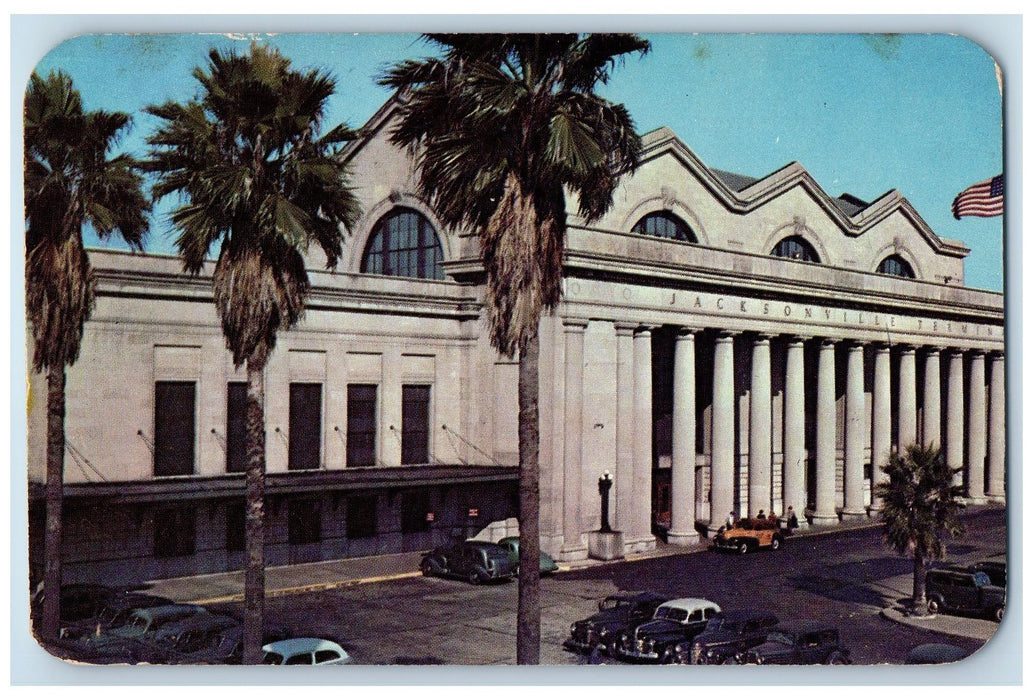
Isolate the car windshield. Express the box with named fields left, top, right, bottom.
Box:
left=705, top=617, right=737, bottom=632
left=655, top=606, right=688, bottom=623
left=766, top=631, right=795, bottom=646
left=600, top=598, right=629, bottom=611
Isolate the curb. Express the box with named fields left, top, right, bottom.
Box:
left=878, top=607, right=996, bottom=642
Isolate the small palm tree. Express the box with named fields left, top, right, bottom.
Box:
left=874, top=443, right=966, bottom=614
left=145, top=44, right=360, bottom=664
left=24, top=70, right=150, bottom=640
left=382, top=33, right=649, bottom=664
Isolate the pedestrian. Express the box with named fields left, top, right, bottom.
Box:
left=725, top=511, right=736, bottom=529
left=786, top=506, right=799, bottom=533
left=757, top=509, right=766, bottom=521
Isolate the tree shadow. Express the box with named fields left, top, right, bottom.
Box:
left=786, top=556, right=914, bottom=607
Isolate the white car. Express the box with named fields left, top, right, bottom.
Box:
left=262, top=638, right=353, bottom=665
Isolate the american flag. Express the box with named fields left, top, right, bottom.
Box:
left=951, top=174, right=1004, bottom=219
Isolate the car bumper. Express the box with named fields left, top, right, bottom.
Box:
left=713, top=540, right=742, bottom=550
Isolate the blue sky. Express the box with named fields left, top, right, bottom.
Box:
left=28, top=30, right=1005, bottom=291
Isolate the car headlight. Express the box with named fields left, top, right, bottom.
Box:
left=570, top=624, right=577, bottom=635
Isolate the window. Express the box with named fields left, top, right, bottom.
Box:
left=154, top=381, right=196, bottom=476
left=346, top=495, right=378, bottom=539
left=401, top=491, right=431, bottom=533
left=770, top=235, right=820, bottom=263
left=225, top=501, right=245, bottom=552
left=361, top=208, right=445, bottom=280
left=287, top=499, right=321, bottom=545
left=289, top=383, right=322, bottom=470
left=347, top=384, right=377, bottom=467
left=154, top=506, right=196, bottom=558
left=402, top=384, right=431, bottom=465
left=631, top=211, right=696, bottom=242
left=877, top=255, right=916, bottom=278
left=226, top=382, right=247, bottom=473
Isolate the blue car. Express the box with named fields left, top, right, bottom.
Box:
left=498, top=536, right=559, bottom=575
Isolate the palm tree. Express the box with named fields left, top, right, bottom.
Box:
left=24, top=70, right=150, bottom=640
left=874, top=443, right=966, bottom=614
left=382, top=33, right=650, bottom=664
left=144, top=44, right=360, bottom=664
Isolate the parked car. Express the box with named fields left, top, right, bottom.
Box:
left=497, top=536, right=559, bottom=575
left=262, top=638, right=353, bottom=665
left=134, top=613, right=242, bottom=664
left=563, top=591, right=668, bottom=657
left=675, top=609, right=780, bottom=664
left=420, top=540, right=516, bottom=584
left=926, top=566, right=1005, bottom=621
left=713, top=518, right=784, bottom=554
left=32, top=582, right=114, bottom=627
left=970, top=560, right=1006, bottom=588
left=904, top=643, right=968, bottom=665
left=83, top=603, right=208, bottom=658
left=737, top=620, right=850, bottom=665
left=615, top=598, right=721, bottom=663
left=60, top=592, right=174, bottom=641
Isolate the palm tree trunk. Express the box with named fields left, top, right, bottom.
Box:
left=41, top=365, right=65, bottom=640
left=242, top=352, right=267, bottom=664
left=912, top=550, right=927, bottom=614
left=516, top=330, right=541, bottom=664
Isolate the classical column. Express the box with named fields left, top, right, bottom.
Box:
left=669, top=328, right=699, bottom=545
left=966, top=352, right=987, bottom=503
left=986, top=352, right=1005, bottom=500
left=748, top=335, right=772, bottom=518
left=783, top=337, right=807, bottom=526
left=922, top=347, right=942, bottom=449
left=559, top=318, right=588, bottom=560
left=630, top=326, right=656, bottom=550
left=898, top=346, right=917, bottom=450
left=813, top=338, right=838, bottom=524
left=946, top=350, right=965, bottom=487
left=843, top=341, right=866, bottom=519
left=870, top=344, right=891, bottom=510
left=614, top=323, right=636, bottom=532
left=710, top=332, right=736, bottom=532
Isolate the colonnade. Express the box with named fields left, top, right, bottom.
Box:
left=558, top=319, right=1006, bottom=557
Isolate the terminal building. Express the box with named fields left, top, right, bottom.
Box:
left=27, top=96, right=1006, bottom=583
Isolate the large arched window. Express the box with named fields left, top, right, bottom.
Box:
left=361, top=208, right=445, bottom=280
left=876, top=255, right=916, bottom=278
left=631, top=211, right=696, bottom=242
left=770, top=235, right=820, bottom=263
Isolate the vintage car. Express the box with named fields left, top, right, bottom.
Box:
left=970, top=560, right=1006, bottom=588
left=134, top=612, right=242, bottom=664
left=736, top=620, right=850, bottom=665
left=32, top=582, right=115, bottom=628
left=674, top=609, right=780, bottom=664
left=262, top=638, right=353, bottom=665
left=419, top=540, right=516, bottom=584
left=563, top=591, right=668, bottom=657
left=59, top=592, right=174, bottom=641
left=497, top=536, right=559, bottom=575
left=925, top=566, right=1005, bottom=621
left=81, top=603, right=208, bottom=658
left=615, top=598, right=721, bottom=663
left=713, top=518, right=784, bottom=554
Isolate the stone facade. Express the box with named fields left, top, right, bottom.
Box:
left=26, top=97, right=1005, bottom=583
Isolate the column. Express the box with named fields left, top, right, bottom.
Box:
left=669, top=328, right=699, bottom=545
left=843, top=341, right=866, bottom=519
left=966, top=352, right=986, bottom=503
left=813, top=338, right=838, bottom=524
left=986, top=352, right=1005, bottom=500
left=898, top=346, right=917, bottom=450
left=870, top=344, right=891, bottom=510
left=709, top=332, right=736, bottom=533
left=614, top=323, right=636, bottom=532
left=783, top=337, right=807, bottom=527
left=923, top=347, right=942, bottom=449
left=559, top=319, right=588, bottom=560
left=946, top=350, right=965, bottom=487
left=630, top=326, right=656, bottom=550
left=748, top=335, right=772, bottom=518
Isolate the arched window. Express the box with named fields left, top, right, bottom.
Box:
left=361, top=208, right=445, bottom=280
left=877, top=255, right=916, bottom=278
left=631, top=212, right=696, bottom=242
left=770, top=235, right=820, bottom=263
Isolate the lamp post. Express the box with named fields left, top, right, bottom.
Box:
left=598, top=471, right=614, bottom=533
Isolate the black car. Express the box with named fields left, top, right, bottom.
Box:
left=970, top=560, right=1006, bottom=588
left=32, top=583, right=115, bottom=628
left=736, top=621, right=850, bottom=665
left=926, top=566, right=1005, bottom=621
left=564, top=592, right=667, bottom=657
left=420, top=540, right=516, bottom=584
left=674, top=609, right=780, bottom=664
left=615, top=598, right=721, bottom=663
left=60, top=592, right=175, bottom=641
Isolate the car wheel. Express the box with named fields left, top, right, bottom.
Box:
left=927, top=597, right=942, bottom=614
left=721, top=655, right=739, bottom=665
left=606, top=640, right=620, bottom=658
left=994, top=605, right=1004, bottom=623
left=660, top=646, right=674, bottom=664
left=420, top=562, right=433, bottom=576
left=771, top=536, right=782, bottom=551
left=826, top=652, right=848, bottom=665
left=467, top=570, right=481, bottom=585
left=738, top=542, right=749, bottom=555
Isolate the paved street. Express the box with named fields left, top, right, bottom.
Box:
left=203, top=506, right=1004, bottom=665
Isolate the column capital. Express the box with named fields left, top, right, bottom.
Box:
left=751, top=333, right=772, bottom=344
left=614, top=321, right=637, bottom=336
left=562, top=317, right=590, bottom=331
left=714, top=331, right=737, bottom=344
left=818, top=336, right=839, bottom=348
left=947, top=347, right=965, bottom=358
left=843, top=338, right=865, bottom=350
left=898, top=344, right=917, bottom=355
left=924, top=345, right=943, bottom=354
left=873, top=342, right=891, bottom=354
left=968, top=348, right=986, bottom=359
left=633, top=324, right=656, bottom=336
left=784, top=334, right=808, bottom=346
left=675, top=327, right=699, bottom=340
